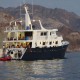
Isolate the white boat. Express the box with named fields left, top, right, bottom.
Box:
left=3, top=6, right=69, bottom=60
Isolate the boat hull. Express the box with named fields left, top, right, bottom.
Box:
left=22, top=44, right=68, bottom=61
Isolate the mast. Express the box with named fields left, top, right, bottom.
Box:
left=24, top=6, right=32, bottom=30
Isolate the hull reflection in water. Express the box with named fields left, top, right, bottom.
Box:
left=0, top=60, right=64, bottom=80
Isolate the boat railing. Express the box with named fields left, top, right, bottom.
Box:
left=6, top=26, right=16, bottom=31
left=36, top=35, right=62, bottom=40
left=37, top=36, right=47, bottom=40
left=5, top=26, right=25, bottom=32
left=7, top=48, right=25, bottom=51
left=4, top=38, right=17, bottom=41
left=3, top=36, right=33, bottom=42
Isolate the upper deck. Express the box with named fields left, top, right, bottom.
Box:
left=4, top=20, right=58, bottom=33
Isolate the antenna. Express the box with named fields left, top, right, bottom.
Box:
left=32, top=0, right=33, bottom=15
left=32, top=0, right=34, bottom=19
left=20, top=2, right=21, bottom=18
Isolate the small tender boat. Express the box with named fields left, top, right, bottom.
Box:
left=0, top=56, right=11, bottom=61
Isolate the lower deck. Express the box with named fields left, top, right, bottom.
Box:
left=3, top=44, right=68, bottom=61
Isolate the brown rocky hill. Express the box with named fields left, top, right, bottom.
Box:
left=1, top=4, right=80, bottom=30
left=0, top=12, right=14, bottom=47
left=0, top=4, right=80, bottom=51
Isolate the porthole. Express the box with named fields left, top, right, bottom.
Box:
left=11, top=51, right=13, bottom=54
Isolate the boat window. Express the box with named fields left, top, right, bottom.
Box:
left=55, top=41, right=58, bottom=44
left=44, top=32, right=47, bottom=35
left=25, top=32, right=33, bottom=40
left=41, top=32, right=47, bottom=36
left=41, top=32, right=43, bottom=36
left=25, top=32, right=32, bottom=36
left=50, top=32, right=51, bottom=35
left=32, top=25, right=35, bottom=29
left=40, top=42, right=41, bottom=44
left=49, top=42, right=52, bottom=45
left=43, top=42, right=45, bottom=45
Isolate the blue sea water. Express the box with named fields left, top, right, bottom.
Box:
left=0, top=52, right=80, bottom=80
